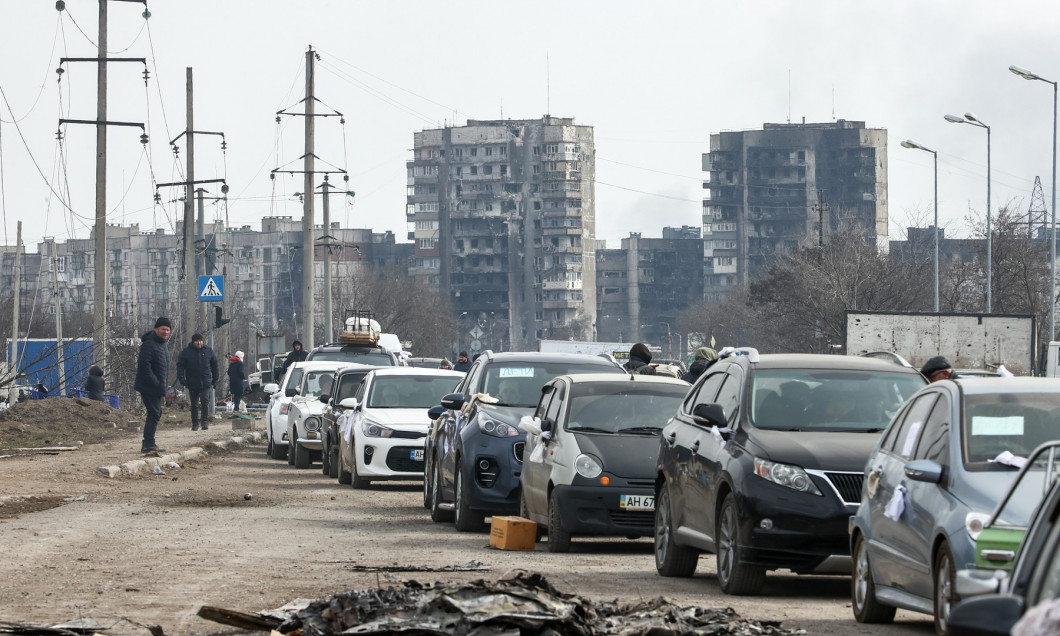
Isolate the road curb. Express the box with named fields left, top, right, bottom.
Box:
left=96, top=431, right=264, bottom=478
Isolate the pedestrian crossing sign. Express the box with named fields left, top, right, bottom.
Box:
left=198, top=275, right=224, bottom=301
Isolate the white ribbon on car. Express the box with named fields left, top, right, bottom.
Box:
left=339, top=411, right=355, bottom=444
left=884, top=484, right=916, bottom=521
left=989, top=450, right=1028, bottom=469
left=710, top=425, right=730, bottom=449
left=518, top=415, right=542, bottom=436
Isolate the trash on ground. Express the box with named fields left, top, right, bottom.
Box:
left=0, top=616, right=105, bottom=634
left=207, top=572, right=804, bottom=636
left=328, top=560, right=490, bottom=573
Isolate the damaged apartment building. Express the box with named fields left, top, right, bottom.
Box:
left=407, top=117, right=597, bottom=353
left=702, top=120, right=888, bottom=301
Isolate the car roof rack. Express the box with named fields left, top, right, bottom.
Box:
left=718, top=346, right=760, bottom=363
left=860, top=351, right=913, bottom=368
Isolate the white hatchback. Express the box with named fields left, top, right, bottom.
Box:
left=338, top=367, right=463, bottom=488
left=264, top=360, right=356, bottom=462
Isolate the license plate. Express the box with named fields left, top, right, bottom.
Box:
left=410, top=449, right=424, bottom=461
left=619, top=494, right=655, bottom=511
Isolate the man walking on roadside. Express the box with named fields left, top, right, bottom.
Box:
left=135, top=317, right=172, bottom=454
left=176, top=333, right=219, bottom=431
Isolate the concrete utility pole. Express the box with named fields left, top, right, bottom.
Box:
left=196, top=186, right=206, bottom=328
left=321, top=176, right=332, bottom=343
left=93, top=0, right=108, bottom=369
left=184, top=67, right=196, bottom=342
left=50, top=239, right=66, bottom=394
left=302, top=48, right=316, bottom=349
left=9, top=222, right=22, bottom=396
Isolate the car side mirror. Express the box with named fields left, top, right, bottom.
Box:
left=319, top=394, right=330, bottom=404
left=440, top=392, right=465, bottom=410
left=540, top=419, right=552, bottom=433
left=428, top=405, right=446, bottom=421
left=285, top=388, right=298, bottom=398
left=904, top=459, right=943, bottom=484
left=692, top=403, right=728, bottom=429
left=339, top=397, right=358, bottom=409
left=955, top=568, right=1004, bottom=598
left=263, top=383, right=279, bottom=395
left=945, top=594, right=1024, bottom=636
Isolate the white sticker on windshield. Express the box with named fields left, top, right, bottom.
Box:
left=972, top=416, right=1025, bottom=436
left=900, top=421, right=922, bottom=458
left=499, top=367, right=534, bottom=378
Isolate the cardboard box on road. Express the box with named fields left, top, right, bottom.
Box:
left=489, top=516, right=537, bottom=551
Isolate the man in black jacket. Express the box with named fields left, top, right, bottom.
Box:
left=277, top=340, right=308, bottom=381
left=176, top=333, right=219, bottom=431
left=134, top=317, right=173, bottom=454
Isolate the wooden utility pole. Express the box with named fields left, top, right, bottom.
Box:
left=302, top=48, right=316, bottom=349
left=50, top=239, right=66, bottom=394
left=92, top=0, right=109, bottom=370
left=183, top=67, right=196, bottom=342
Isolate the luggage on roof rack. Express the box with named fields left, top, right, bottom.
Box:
left=339, top=310, right=381, bottom=345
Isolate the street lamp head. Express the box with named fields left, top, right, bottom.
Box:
left=1010, top=64, right=1039, bottom=80
left=900, top=139, right=918, bottom=149
left=944, top=114, right=966, bottom=124
left=964, top=112, right=982, bottom=123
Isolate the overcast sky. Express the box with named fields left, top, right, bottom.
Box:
left=2, top=1, right=1059, bottom=254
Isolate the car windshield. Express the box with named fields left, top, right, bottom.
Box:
left=751, top=369, right=925, bottom=432
left=993, top=446, right=1060, bottom=528
left=566, top=382, right=689, bottom=433
left=309, top=351, right=395, bottom=365
left=335, top=372, right=369, bottom=402
left=963, top=393, right=1060, bottom=469
left=302, top=371, right=334, bottom=397
left=367, top=375, right=461, bottom=408
left=482, top=361, right=623, bottom=407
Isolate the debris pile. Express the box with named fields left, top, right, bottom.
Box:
left=253, top=572, right=802, bottom=636
left=0, top=397, right=143, bottom=448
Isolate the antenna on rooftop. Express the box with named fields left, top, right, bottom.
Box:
left=787, top=69, right=791, bottom=124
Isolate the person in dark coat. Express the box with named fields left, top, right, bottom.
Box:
left=920, top=355, right=958, bottom=383
left=277, top=340, right=308, bottom=381
left=681, top=347, right=719, bottom=383
left=84, top=365, right=105, bottom=402
left=453, top=351, right=472, bottom=373
left=624, top=343, right=657, bottom=375
left=134, top=317, right=172, bottom=453
left=228, top=351, right=246, bottom=412
left=176, top=333, right=219, bottom=431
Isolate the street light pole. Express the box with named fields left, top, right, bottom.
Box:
left=1010, top=64, right=1058, bottom=343
left=945, top=112, right=992, bottom=312
left=901, top=140, right=939, bottom=312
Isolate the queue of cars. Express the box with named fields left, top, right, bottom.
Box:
left=257, top=342, right=1060, bottom=636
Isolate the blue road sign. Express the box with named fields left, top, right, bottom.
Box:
left=198, top=275, right=224, bottom=301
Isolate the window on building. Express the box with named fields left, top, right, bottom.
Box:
left=533, top=146, right=540, bottom=155
left=470, top=148, right=478, bottom=157
left=470, top=166, right=478, bottom=175
left=546, top=143, right=559, bottom=153
left=533, top=201, right=542, bottom=210
left=499, top=146, right=507, bottom=156
left=484, top=165, right=493, bottom=175
left=485, top=147, right=493, bottom=156
left=500, top=164, right=507, bottom=175
left=533, top=165, right=542, bottom=174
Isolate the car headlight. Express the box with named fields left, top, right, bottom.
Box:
left=754, top=458, right=822, bottom=495
left=966, top=512, right=990, bottom=540
left=478, top=418, right=519, bottom=437
left=575, top=454, right=603, bottom=479
left=303, top=416, right=321, bottom=432
left=362, top=421, right=393, bottom=438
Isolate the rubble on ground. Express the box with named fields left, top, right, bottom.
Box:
left=0, top=397, right=143, bottom=448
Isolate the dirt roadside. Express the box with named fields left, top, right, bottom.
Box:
left=0, top=401, right=933, bottom=636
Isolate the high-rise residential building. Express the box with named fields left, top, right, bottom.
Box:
left=701, top=120, right=888, bottom=301
left=408, top=116, right=597, bottom=353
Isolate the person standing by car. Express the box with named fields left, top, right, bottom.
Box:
left=453, top=351, right=472, bottom=373
left=624, top=343, right=657, bottom=375
left=228, top=351, right=247, bottom=413
left=681, top=347, right=718, bottom=383
left=134, top=317, right=172, bottom=454
left=84, top=365, right=105, bottom=402
left=278, top=340, right=308, bottom=379
left=920, top=355, right=958, bottom=383
left=176, top=333, right=219, bottom=431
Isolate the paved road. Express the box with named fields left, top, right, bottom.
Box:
left=0, top=433, right=935, bottom=635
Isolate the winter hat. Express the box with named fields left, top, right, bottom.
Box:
left=459, top=351, right=469, bottom=358
left=89, top=365, right=103, bottom=377
left=292, top=340, right=303, bottom=348
left=235, top=350, right=245, bottom=361
left=694, top=347, right=718, bottom=362
left=630, top=343, right=653, bottom=362
left=191, top=333, right=204, bottom=342
left=154, top=316, right=172, bottom=329
left=920, top=355, right=952, bottom=377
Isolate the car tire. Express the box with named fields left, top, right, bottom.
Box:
left=338, top=449, right=352, bottom=485
left=266, top=431, right=275, bottom=458
left=430, top=459, right=454, bottom=523
left=851, top=533, right=896, bottom=623
left=286, top=429, right=296, bottom=466
left=655, top=482, right=698, bottom=577
left=320, top=437, right=331, bottom=476
left=520, top=489, right=544, bottom=542
left=422, top=459, right=432, bottom=509
left=546, top=489, right=571, bottom=553
left=454, top=465, right=486, bottom=532
left=327, top=442, right=339, bottom=479
left=351, top=456, right=370, bottom=489
left=933, top=542, right=957, bottom=635
left=716, top=493, right=766, bottom=595
left=294, top=442, right=311, bottom=469
left=270, top=434, right=287, bottom=460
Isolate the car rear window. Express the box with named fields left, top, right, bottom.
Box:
left=963, top=393, right=1060, bottom=468
left=481, top=361, right=623, bottom=407
left=751, top=369, right=925, bottom=432
left=367, top=375, right=462, bottom=408
left=567, top=382, right=689, bottom=432
left=308, top=351, right=395, bottom=366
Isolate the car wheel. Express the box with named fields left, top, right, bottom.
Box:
left=351, top=455, right=370, bottom=489
left=934, top=542, right=957, bottom=635
left=546, top=489, right=571, bottom=553
left=430, top=458, right=454, bottom=523
left=520, top=489, right=544, bottom=542
left=338, top=448, right=352, bottom=485
left=270, top=434, right=286, bottom=460
left=454, top=465, right=486, bottom=532
left=294, top=442, right=311, bottom=469
left=320, top=436, right=331, bottom=476
left=286, top=429, right=296, bottom=466
left=655, top=482, right=698, bottom=577
left=851, top=533, right=896, bottom=623
left=266, top=429, right=274, bottom=457
left=422, top=460, right=432, bottom=509
left=328, top=442, right=339, bottom=479
left=716, top=493, right=766, bottom=595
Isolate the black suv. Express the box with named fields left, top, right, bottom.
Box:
left=423, top=350, right=624, bottom=532
left=306, top=343, right=400, bottom=367
left=654, top=348, right=925, bottom=595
